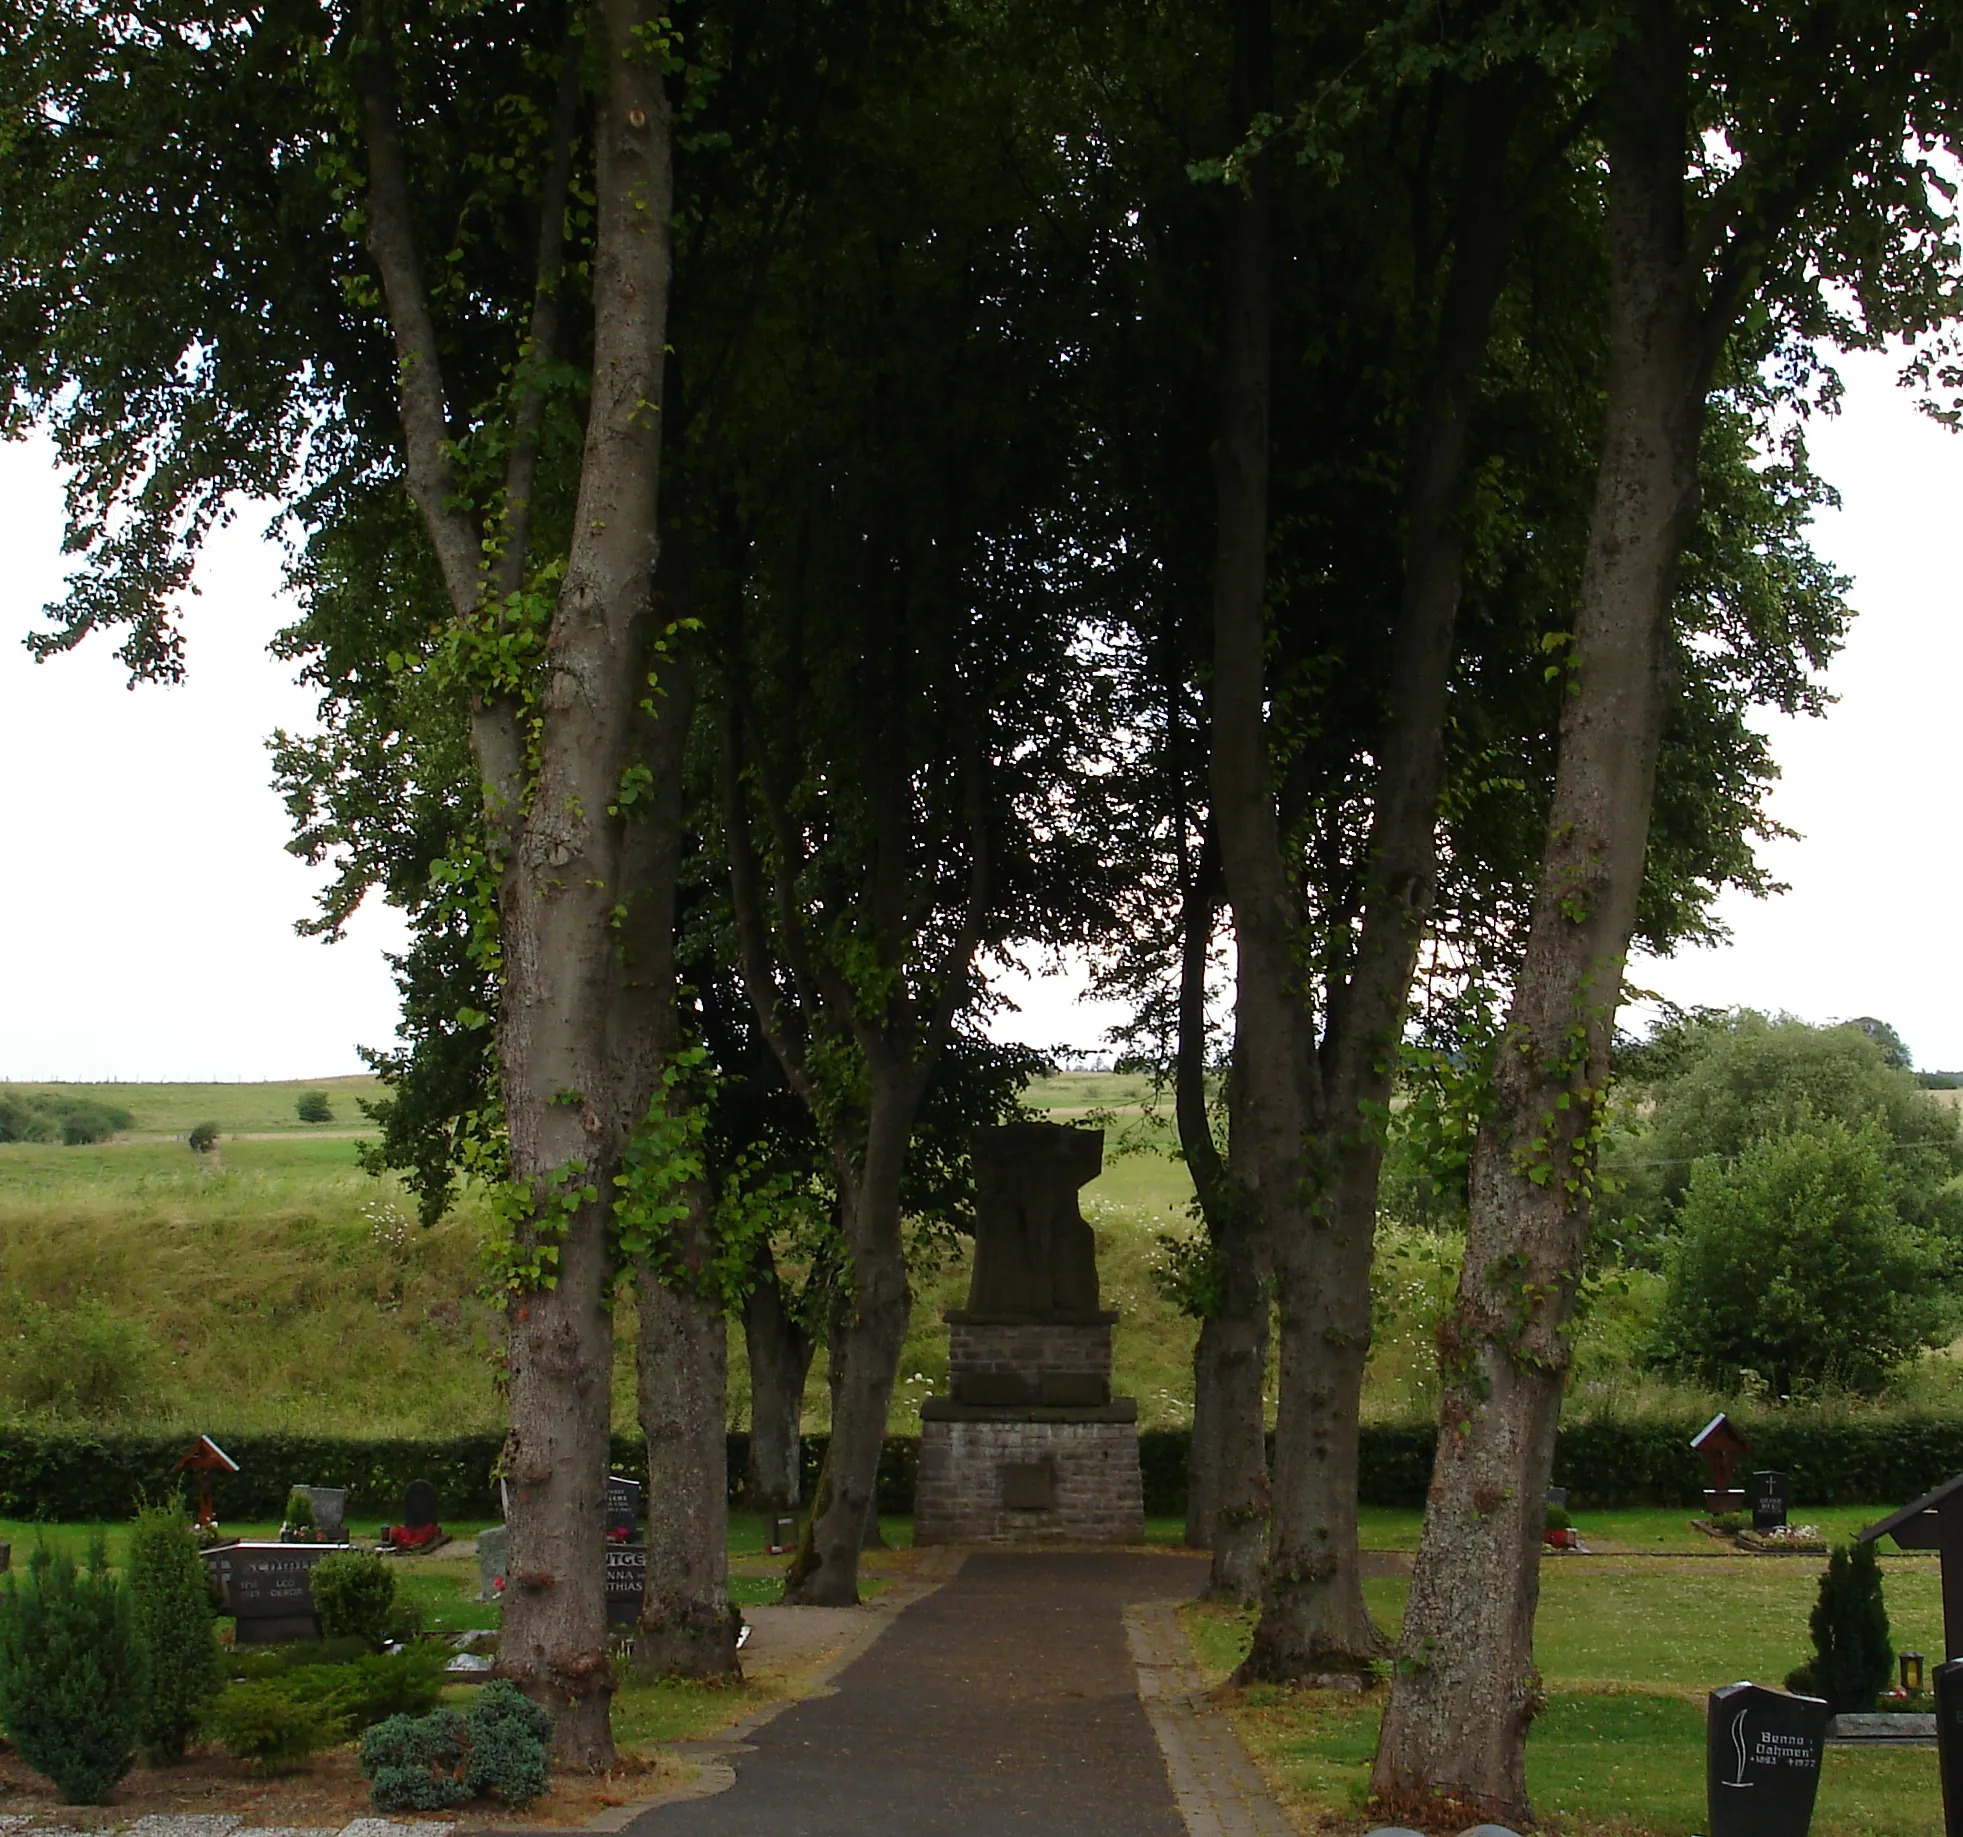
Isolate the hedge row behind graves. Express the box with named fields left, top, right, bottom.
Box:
left=6, top=1417, right=1963, bottom=1522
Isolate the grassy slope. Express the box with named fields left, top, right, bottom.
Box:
left=3, top=1071, right=1960, bottom=1438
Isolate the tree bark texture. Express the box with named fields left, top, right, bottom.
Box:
left=784, top=1094, right=910, bottom=1602
left=1371, top=13, right=1707, bottom=1822
left=1233, top=74, right=1522, bottom=1686
left=355, top=0, right=677, bottom=1767
left=636, top=1259, right=739, bottom=1679
left=1174, top=826, right=1271, bottom=1589
left=743, top=1248, right=813, bottom=1510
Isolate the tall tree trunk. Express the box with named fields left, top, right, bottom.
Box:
left=785, top=1091, right=911, bottom=1604
left=1236, top=72, right=1522, bottom=1686
left=743, top=1248, right=813, bottom=1511
left=1184, top=1319, right=1223, bottom=1548
left=1372, top=13, right=1707, bottom=1821
left=637, top=1255, right=739, bottom=1679
left=355, top=0, right=676, bottom=1768
left=1205, top=1214, right=1270, bottom=1600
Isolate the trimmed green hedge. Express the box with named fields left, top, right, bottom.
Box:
left=3, top=1417, right=1961, bottom=1523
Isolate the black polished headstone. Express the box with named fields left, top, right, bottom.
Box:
left=402, top=1478, right=440, bottom=1530
left=1752, top=1470, right=1790, bottom=1531
left=1707, top=1681, right=1829, bottom=1837
left=1937, top=1660, right=1963, bottom=1837
left=606, top=1474, right=642, bottom=1540
left=202, top=1540, right=350, bottom=1644
left=605, top=1543, right=645, bottom=1632
left=766, top=1514, right=798, bottom=1555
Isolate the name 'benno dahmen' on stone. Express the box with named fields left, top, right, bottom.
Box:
left=913, top=1121, right=1146, bottom=1544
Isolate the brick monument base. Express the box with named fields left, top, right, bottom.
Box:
left=913, top=1122, right=1144, bottom=1546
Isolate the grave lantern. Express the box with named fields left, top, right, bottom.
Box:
left=1904, top=1652, right=1927, bottom=1694
left=1691, top=1413, right=1751, bottom=1515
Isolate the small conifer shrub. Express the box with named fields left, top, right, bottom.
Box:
left=0, top=1539, right=141, bottom=1802
left=1787, top=1540, right=1893, bottom=1712
left=310, top=1549, right=397, bottom=1648
left=207, top=1681, right=342, bottom=1774
left=358, top=1681, right=552, bottom=1812
left=129, top=1502, right=222, bottom=1763
left=295, top=1090, right=334, bottom=1124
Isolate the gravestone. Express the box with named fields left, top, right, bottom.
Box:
left=605, top=1543, right=645, bottom=1632
left=1706, top=1681, right=1829, bottom=1837
left=965, top=1123, right=1105, bottom=1318
left=606, top=1474, right=642, bottom=1542
left=1935, top=1659, right=1963, bottom=1835
left=476, top=1524, right=508, bottom=1603
left=1692, top=1414, right=1752, bottom=1515
left=1752, top=1470, right=1789, bottom=1532
left=203, top=1540, right=347, bottom=1644
left=1859, top=1473, right=1963, bottom=1659
left=404, top=1478, right=439, bottom=1530
left=766, top=1514, right=798, bottom=1555
left=1546, top=1486, right=1568, bottom=1511
left=292, top=1485, right=347, bottom=1543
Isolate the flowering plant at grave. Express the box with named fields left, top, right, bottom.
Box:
left=382, top=1523, right=445, bottom=1552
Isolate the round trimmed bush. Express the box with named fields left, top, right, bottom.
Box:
left=309, top=1549, right=396, bottom=1648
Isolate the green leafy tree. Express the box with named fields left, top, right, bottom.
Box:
left=0, top=1540, right=141, bottom=1803
left=1788, top=1541, right=1893, bottom=1712
left=1652, top=1119, right=1950, bottom=1393
left=128, top=1502, right=222, bottom=1763
left=295, top=1090, right=334, bottom=1124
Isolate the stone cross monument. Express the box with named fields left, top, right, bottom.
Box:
left=912, top=1122, right=1145, bottom=1543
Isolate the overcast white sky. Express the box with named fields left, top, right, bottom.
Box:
left=3, top=343, right=1960, bottom=1081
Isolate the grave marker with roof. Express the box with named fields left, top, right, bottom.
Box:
left=1692, top=1413, right=1752, bottom=1515
left=1859, top=1473, right=1963, bottom=1659
left=171, top=1434, right=239, bottom=1531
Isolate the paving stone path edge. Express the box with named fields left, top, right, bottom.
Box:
left=1124, top=1601, right=1294, bottom=1837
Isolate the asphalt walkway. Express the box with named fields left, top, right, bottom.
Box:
left=629, top=1551, right=1208, bottom=1837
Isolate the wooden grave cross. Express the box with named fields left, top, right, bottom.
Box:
left=1691, top=1412, right=1751, bottom=1512
left=172, top=1434, right=239, bottom=1530
left=1859, top=1473, right=1963, bottom=1660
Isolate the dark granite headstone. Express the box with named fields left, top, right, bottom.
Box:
left=1752, top=1470, right=1790, bottom=1531
left=203, top=1540, right=349, bottom=1644
left=1707, top=1681, right=1829, bottom=1837
left=766, top=1514, right=798, bottom=1555
left=964, top=1124, right=1104, bottom=1319
left=605, top=1543, right=645, bottom=1632
left=1546, top=1486, right=1568, bottom=1511
left=403, top=1479, right=440, bottom=1531
left=1935, top=1659, right=1963, bottom=1836
left=606, top=1474, right=642, bottom=1541
left=291, top=1485, right=347, bottom=1543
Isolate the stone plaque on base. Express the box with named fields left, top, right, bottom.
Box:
left=1707, top=1681, right=1829, bottom=1837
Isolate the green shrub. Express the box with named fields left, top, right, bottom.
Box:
left=207, top=1680, right=342, bottom=1774
left=187, top=1121, right=220, bottom=1154
left=358, top=1682, right=551, bottom=1813
left=129, top=1502, right=221, bottom=1764
left=360, top=1707, right=471, bottom=1811
left=224, top=1634, right=369, bottom=1679
left=0, top=1539, right=141, bottom=1802
left=284, top=1487, right=316, bottom=1534
left=310, top=1549, right=397, bottom=1647
left=296, top=1091, right=334, bottom=1124
left=284, top=1647, right=448, bottom=1730
left=1787, top=1540, right=1893, bottom=1712
left=0, top=1295, right=159, bottom=1421
left=1653, top=1120, right=1952, bottom=1393
left=462, top=1679, right=552, bottom=1803
left=1544, top=1505, right=1573, bottom=1534
left=0, top=1094, right=133, bottom=1145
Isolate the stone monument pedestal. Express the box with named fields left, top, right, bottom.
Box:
left=912, top=1125, right=1144, bottom=1545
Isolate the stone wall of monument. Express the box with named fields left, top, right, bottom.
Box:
left=947, top=1320, right=1112, bottom=1379
left=913, top=1419, right=1145, bottom=1545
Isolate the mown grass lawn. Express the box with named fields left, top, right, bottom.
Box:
left=1186, top=1547, right=1948, bottom=1837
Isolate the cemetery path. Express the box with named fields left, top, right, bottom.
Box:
left=626, top=1550, right=1208, bottom=1837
